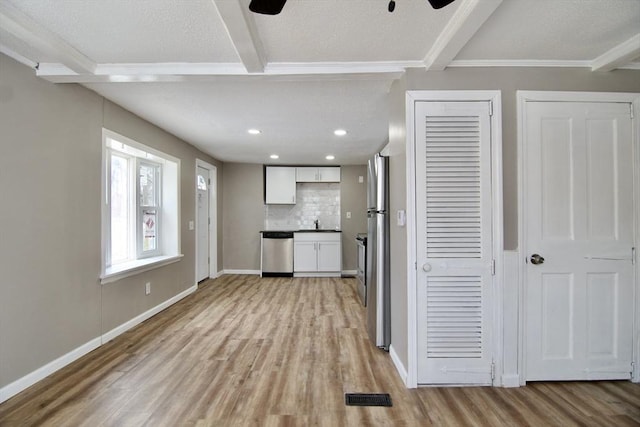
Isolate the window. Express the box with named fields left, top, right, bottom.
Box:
left=102, top=129, right=181, bottom=283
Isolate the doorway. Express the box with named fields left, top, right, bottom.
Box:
left=196, top=160, right=217, bottom=283
left=518, top=91, right=639, bottom=382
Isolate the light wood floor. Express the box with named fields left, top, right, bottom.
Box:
left=1, top=275, right=639, bottom=426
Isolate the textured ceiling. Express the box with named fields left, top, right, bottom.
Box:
left=85, top=78, right=391, bottom=165
left=456, top=0, right=640, bottom=61
left=10, top=0, right=241, bottom=63
left=252, top=0, right=458, bottom=62
left=1, top=0, right=638, bottom=164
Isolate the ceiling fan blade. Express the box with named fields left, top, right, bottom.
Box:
left=249, top=0, right=287, bottom=15
left=427, top=0, right=456, bottom=9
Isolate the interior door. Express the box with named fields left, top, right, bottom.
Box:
left=524, top=101, right=634, bottom=381
left=416, top=101, right=494, bottom=385
left=197, top=166, right=210, bottom=282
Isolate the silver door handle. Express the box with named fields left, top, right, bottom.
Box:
left=530, top=254, right=544, bottom=265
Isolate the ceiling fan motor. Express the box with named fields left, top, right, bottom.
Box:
left=248, top=0, right=457, bottom=16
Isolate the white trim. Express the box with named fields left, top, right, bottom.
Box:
left=405, top=90, right=419, bottom=389
left=389, top=344, right=408, bottom=386
left=501, top=374, right=521, bottom=388
left=516, top=90, right=640, bottom=385
left=195, top=159, right=218, bottom=283
left=0, top=337, right=102, bottom=404
left=502, top=250, right=520, bottom=387
left=341, top=269, right=358, bottom=277
left=423, top=0, right=503, bottom=71
left=0, top=2, right=95, bottom=73
left=222, top=269, right=261, bottom=275
left=0, top=284, right=197, bottom=404
left=35, top=61, right=411, bottom=83
left=294, top=272, right=341, bottom=278
left=100, top=254, right=183, bottom=285
left=591, top=34, right=640, bottom=72
left=635, top=94, right=640, bottom=383
left=405, top=90, right=503, bottom=388
left=449, top=59, right=593, bottom=69
left=0, top=44, right=38, bottom=69
left=101, top=285, right=197, bottom=343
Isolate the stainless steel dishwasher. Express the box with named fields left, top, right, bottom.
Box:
left=261, top=231, right=294, bottom=277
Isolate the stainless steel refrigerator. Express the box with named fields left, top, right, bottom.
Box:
left=366, top=153, right=390, bottom=350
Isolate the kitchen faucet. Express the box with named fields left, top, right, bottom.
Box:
left=314, top=219, right=319, bottom=230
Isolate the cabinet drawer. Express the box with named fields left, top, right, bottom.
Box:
left=294, top=232, right=341, bottom=242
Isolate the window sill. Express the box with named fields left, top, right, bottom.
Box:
left=101, top=254, right=184, bottom=285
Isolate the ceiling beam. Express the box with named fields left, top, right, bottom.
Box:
left=0, top=1, right=95, bottom=74
left=423, top=0, right=503, bottom=71
left=35, top=61, right=410, bottom=83
left=212, top=0, right=266, bottom=73
left=591, top=34, right=640, bottom=72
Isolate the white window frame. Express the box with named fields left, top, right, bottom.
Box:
left=137, top=158, right=162, bottom=259
left=101, top=129, right=182, bottom=284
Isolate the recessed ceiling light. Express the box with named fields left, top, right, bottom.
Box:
left=334, top=129, right=347, bottom=136
left=270, top=154, right=279, bottom=159
left=326, top=155, right=335, bottom=160
left=248, top=129, right=261, bottom=135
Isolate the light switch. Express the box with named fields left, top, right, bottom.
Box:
left=397, top=210, right=406, bottom=227
left=188, top=220, right=195, bottom=230
left=358, top=176, right=364, bottom=183
left=346, top=211, right=351, bottom=219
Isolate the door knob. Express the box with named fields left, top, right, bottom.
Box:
left=530, top=254, right=545, bottom=265
left=422, top=263, right=432, bottom=272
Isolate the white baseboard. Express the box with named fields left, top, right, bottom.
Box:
left=0, top=337, right=102, bottom=404
left=222, top=269, right=261, bottom=275
left=501, top=374, right=521, bottom=388
left=341, top=269, right=357, bottom=277
left=294, top=272, right=341, bottom=278
left=389, top=344, right=408, bottom=386
left=101, top=285, right=197, bottom=344
left=0, top=284, right=197, bottom=404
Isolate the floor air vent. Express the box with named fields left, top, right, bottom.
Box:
left=345, top=393, right=393, bottom=407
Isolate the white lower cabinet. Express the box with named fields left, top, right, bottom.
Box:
left=294, top=232, right=341, bottom=277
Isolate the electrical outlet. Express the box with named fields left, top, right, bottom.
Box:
left=145, top=282, right=151, bottom=295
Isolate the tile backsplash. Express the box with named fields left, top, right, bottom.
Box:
left=265, top=183, right=341, bottom=230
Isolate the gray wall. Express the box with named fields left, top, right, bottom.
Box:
left=222, top=163, right=264, bottom=271
left=388, top=66, right=640, bottom=371
left=387, top=74, right=408, bottom=366
left=340, top=165, right=368, bottom=272
left=0, top=53, right=221, bottom=389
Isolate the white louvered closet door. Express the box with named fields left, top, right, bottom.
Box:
left=415, top=101, right=494, bottom=385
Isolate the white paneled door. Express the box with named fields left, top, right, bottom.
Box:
left=197, top=165, right=210, bottom=282
left=416, top=101, right=494, bottom=385
left=524, top=101, right=634, bottom=381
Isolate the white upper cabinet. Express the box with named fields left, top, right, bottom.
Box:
left=296, top=167, right=340, bottom=182
left=265, top=166, right=296, bottom=204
